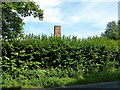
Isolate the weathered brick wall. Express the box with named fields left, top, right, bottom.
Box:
left=54, top=25, right=61, bottom=37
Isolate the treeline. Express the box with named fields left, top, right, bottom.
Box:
left=101, top=21, right=120, bottom=40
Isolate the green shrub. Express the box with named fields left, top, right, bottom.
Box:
left=2, top=35, right=119, bottom=73
left=2, top=34, right=120, bottom=88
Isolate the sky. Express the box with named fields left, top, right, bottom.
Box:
left=23, top=0, right=119, bottom=38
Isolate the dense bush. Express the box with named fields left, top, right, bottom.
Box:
left=2, top=34, right=120, bottom=88
left=2, top=68, right=120, bottom=88
left=2, top=34, right=119, bottom=72
left=2, top=68, right=79, bottom=88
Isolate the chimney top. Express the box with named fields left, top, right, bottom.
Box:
left=54, top=25, right=61, bottom=27
left=54, top=25, right=61, bottom=37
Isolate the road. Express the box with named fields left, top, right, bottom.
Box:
left=21, top=81, right=120, bottom=90
left=2, top=81, right=120, bottom=90
left=55, top=81, right=120, bottom=88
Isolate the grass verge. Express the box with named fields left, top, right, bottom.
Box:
left=2, top=69, right=120, bottom=88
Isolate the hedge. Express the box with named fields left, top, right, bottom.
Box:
left=2, top=34, right=120, bottom=74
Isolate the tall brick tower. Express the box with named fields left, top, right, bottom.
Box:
left=54, top=25, right=61, bottom=37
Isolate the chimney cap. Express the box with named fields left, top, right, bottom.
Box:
left=54, top=25, right=61, bottom=27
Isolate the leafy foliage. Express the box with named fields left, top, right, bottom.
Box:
left=2, top=35, right=120, bottom=88
left=101, top=21, right=120, bottom=40
left=2, top=35, right=119, bottom=72
left=2, top=1, right=44, bottom=40
left=2, top=68, right=120, bottom=88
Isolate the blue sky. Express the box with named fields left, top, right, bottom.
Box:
left=23, top=0, right=118, bottom=38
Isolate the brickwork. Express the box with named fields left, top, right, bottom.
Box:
left=54, top=25, right=61, bottom=37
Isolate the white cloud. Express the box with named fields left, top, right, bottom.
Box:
left=43, top=8, right=66, bottom=23
left=33, top=0, right=61, bottom=8
left=23, top=0, right=118, bottom=38
left=23, top=8, right=65, bottom=24
left=70, top=29, right=103, bottom=38
left=93, top=16, right=118, bottom=28
left=23, top=16, right=40, bottom=23
left=23, top=0, right=65, bottom=23
left=65, top=2, right=117, bottom=38
left=69, top=2, right=117, bottom=25
left=71, top=16, right=81, bottom=23
left=59, top=0, right=119, bottom=2
left=85, top=3, right=117, bottom=27
left=24, top=0, right=117, bottom=25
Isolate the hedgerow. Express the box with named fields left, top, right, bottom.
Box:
left=2, top=34, right=119, bottom=72
left=2, top=34, right=120, bottom=88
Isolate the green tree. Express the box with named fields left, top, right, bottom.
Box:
left=2, top=1, right=44, bottom=40
left=101, top=21, right=120, bottom=40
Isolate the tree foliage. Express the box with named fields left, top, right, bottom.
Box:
left=101, top=21, right=120, bottom=40
left=2, top=1, right=44, bottom=40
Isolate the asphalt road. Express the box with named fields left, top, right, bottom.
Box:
left=2, top=81, right=120, bottom=90
left=56, top=81, right=120, bottom=88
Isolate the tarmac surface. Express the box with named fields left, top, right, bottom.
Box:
left=52, top=81, right=120, bottom=90
left=55, top=80, right=120, bottom=88
left=2, top=81, right=120, bottom=90
left=20, top=81, right=120, bottom=90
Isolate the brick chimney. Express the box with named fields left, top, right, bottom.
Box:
left=54, top=25, right=61, bottom=37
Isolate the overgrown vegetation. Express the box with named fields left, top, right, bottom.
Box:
left=101, top=21, right=120, bottom=40
left=2, top=1, right=43, bottom=40
left=2, top=34, right=120, bottom=88
left=2, top=1, right=119, bottom=89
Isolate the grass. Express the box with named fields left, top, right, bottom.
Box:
left=2, top=68, right=120, bottom=89
left=73, top=70, right=120, bottom=86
